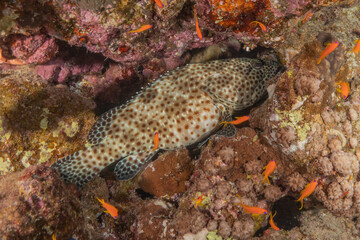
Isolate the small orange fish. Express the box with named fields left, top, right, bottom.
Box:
left=154, top=0, right=164, bottom=8
left=261, top=160, right=276, bottom=184
left=194, top=8, right=203, bottom=40
left=236, top=194, right=268, bottom=215
left=348, top=39, right=360, bottom=56
left=129, top=24, right=152, bottom=33
left=335, top=81, right=350, bottom=99
left=194, top=193, right=204, bottom=208
left=52, top=234, right=56, bottom=240
left=302, top=12, right=313, bottom=24
left=220, top=115, right=249, bottom=127
left=250, top=21, right=267, bottom=32
left=316, top=41, right=339, bottom=64
left=153, top=132, right=159, bottom=151
left=340, top=190, right=349, bottom=199
left=97, top=197, right=118, bottom=219
left=269, top=211, right=280, bottom=231
left=296, top=179, right=318, bottom=210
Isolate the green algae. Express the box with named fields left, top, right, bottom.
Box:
left=276, top=107, right=310, bottom=142
left=206, top=230, right=232, bottom=240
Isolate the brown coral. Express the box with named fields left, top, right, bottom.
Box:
left=244, top=160, right=263, bottom=174
left=231, top=216, right=254, bottom=240
left=218, top=220, right=232, bottom=239
left=276, top=126, right=296, bottom=148
left=287, top=172, right=306, bottom=192
left=327, top=182, right=342, bottom=200
left=264, top=185, right=283, bottom=202
left=330, top=151, right=359, bottom=176
left=327, top=136, right=342, bottom=152
left=295, top=75, right=321, bottom=96
left=315, top=157, right=334, bottom=176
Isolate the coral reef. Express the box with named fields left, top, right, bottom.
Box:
left=0, top=0, right=360, bottom=239
left=250, top=1, right=360, bottom=220
left=0, top=65, right=95, bottom=175
left=0, top=164, right=85, bottom=239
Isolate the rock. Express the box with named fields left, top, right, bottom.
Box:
left=138, top=149, right=193, bottom=197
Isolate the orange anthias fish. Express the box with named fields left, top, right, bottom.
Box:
left=154, top=0, right=164, bottom=8
left=220, top=115, right=249, bottom=127
left=194, top=193, right=204, bottom=208
left=129, top=24, right=152, bottom=33
left=250, top=21, right=267, bottom=32
left=348, top=39, right=360, bottom=56
left=52, top=234, right=56, bottom=240
left=236, top=194, right=268, bottom=215
left=152, top=132, right=159, bottom=151
left=316, top=41, right=339, bottom=64
left=97, top=197, right=118, bottom=219
left=194, top=8, right=203, bottom=40
left=261, top=160, right=276, bottom=184
left=269, top=211, right=280, bottom=231
left=302, top=12, right=313, bottom=24
left=335, top=81, right=350, bottom=99
left=296, top=179, right=318, bottom=210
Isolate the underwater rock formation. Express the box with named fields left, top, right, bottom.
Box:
left=0, top=65, right=95, bottom=175
left=251, top=3, right=360, bottom=218
left=0, top=164, right=85, bottom=239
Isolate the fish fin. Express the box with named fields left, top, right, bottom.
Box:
left=114, top=151, right=153, bottom=180
left=217, top=123, right=236, bottom=137
left=298, top=199, right=304, bottom=210
left=52, top=146, right=113, bottom=188
left=217, top=110, right=236, bottom=137
left=87, top=106, right=122, bottom=144
left=355, top=39, right=359, bottom=43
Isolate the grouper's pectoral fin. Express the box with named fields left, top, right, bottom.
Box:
left=114, top=151, right=155, bottom=180
left=216, top=109, right=236, bottom=137
left=216, top=123, right=236, bottom=137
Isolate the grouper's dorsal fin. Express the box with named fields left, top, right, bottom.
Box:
left=87, top=106, right=123, bottom=144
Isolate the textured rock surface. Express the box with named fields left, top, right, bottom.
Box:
left=251, top=2, right=360, bottom=217
left=138, top=149, right=193, bottom=197
left=0, top=65, right=95, bottom=175
left=0, top=164, right=85, bottom=239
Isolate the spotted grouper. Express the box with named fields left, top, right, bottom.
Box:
left=52, top=58, right=283, bottom=187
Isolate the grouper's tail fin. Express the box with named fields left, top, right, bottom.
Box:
left=51, top=146, right=112, bottom=188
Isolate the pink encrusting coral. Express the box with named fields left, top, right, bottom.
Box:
left=2, top=34, right=59, bottom=64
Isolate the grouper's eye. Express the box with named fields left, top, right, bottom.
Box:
left=252, top=60, right=263, bottom=69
